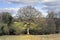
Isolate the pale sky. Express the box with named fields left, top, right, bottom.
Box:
left=0, top=0, right=60, bottom=17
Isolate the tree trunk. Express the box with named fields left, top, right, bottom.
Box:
left=27, top=28, right=29, bottom=35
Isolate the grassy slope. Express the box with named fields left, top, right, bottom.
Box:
left=0, top=34, right=60, bottom=40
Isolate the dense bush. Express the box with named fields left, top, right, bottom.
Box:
left=0, top=23, right=9, bottom=35
left=0, top=7, right=60, bottom=35
left=12, top=22, right=26, bottom=35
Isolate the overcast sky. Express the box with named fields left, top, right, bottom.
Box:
left=0, top=0, right=60, bottom=17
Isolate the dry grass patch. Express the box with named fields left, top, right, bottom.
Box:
left=0, top=34, right=60, bottom=40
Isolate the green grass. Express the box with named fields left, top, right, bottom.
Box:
left=0, top=34, right=60, bottom=40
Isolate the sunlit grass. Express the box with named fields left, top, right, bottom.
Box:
left=0, top=34, right=60, bottom=40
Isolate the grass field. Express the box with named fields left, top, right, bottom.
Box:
left=0, top=34, right=60, bottom=40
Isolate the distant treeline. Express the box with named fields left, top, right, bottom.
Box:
left=0, top=6, right=60, bottom=35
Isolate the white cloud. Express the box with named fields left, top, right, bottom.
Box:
left=0, top=8, right=19, bottom=16
left=0, top=8, right=19, bottom=12
left=43, top=0, right=60, bottom=6
left=42, top=0, right=60, bottom=11
left=43, top=0, right=60, bottom=2
left=1, top=0, right=42, bottom=5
